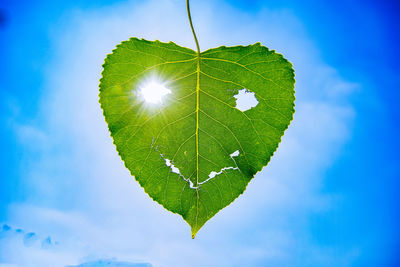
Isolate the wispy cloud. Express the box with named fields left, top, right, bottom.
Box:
left=2, top=0, right=357, bottom=266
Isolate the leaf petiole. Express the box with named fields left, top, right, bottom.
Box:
left=186, top=0, right=200, bottom=54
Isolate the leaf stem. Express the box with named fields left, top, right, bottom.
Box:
left=186, top=0, right=200, bottom=54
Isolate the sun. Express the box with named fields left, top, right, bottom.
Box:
left=139, top=80, right=171, bottom=104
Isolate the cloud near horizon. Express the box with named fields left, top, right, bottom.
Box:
left=2, top=0, right=357, bottom=266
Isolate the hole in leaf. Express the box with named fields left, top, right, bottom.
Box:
left=230, top=150, right=240, bottom=157
left=234, top=89, right=258, bottom=111
left=202, top=150, right=240, bottom=182
left=164, top=158, right=181, bottom=175
left=159, top=150, right=240, bottom=189
left=160, top=154, right=197, bottom=189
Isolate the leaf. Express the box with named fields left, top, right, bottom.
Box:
left=99, top=38, right=295, bottom=238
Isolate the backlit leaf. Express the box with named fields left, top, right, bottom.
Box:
left=99, top=38, right=295, bottom=237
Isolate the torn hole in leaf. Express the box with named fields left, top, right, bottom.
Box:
left=164, top=158, right=181, bottom=175
left=160, top=153, right=197, bottom=189
left=230, top=150, right=240, bottom=157
left=159, top=149, right=241, bottom=189
left=234, top=89, right=258, bottom=111
left=201, top=150, right=240, bottom=184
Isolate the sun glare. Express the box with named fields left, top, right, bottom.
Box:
left=139, top=81, right=171, bottom=104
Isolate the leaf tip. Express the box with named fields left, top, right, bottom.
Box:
left=191, top=228, right=199, bottom=239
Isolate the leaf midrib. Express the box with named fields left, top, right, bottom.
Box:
left=194, top=49, right=201, bottom=236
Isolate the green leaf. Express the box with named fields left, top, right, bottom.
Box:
left=99, top=38, right=295, bottom=238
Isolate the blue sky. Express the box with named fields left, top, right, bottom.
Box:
left=1, top=0, right=399, bottom=266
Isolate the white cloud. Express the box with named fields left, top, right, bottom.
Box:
left=3, top=0, right=358, bottom=266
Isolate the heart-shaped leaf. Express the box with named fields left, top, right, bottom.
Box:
left=99, top=38, right=295, bottom=237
